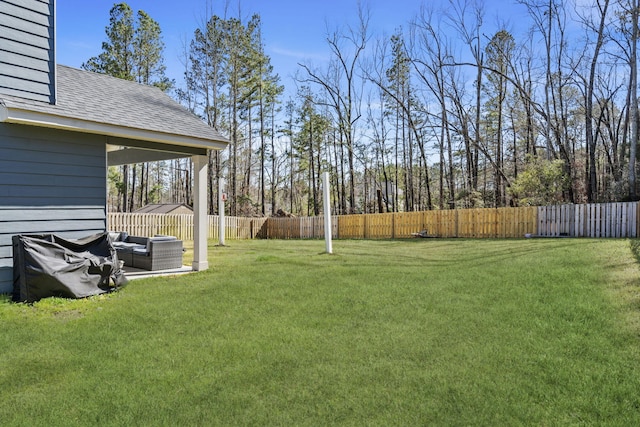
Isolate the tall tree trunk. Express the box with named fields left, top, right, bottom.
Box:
left=474, top=53, right=483, bottom=196
left=139, top=163, right=145, bottom=208
left=270, top=103, right=277, bottom=216
left=231, top=86, right=238, bottom=216
left=586, top=0, right=610, bottom=202
left=309, top=118, right=319, bottom=215
left=629, top=0, right=639, bottom=200
left=496, top=77, right=505, bottom=207
left=122, top=164, right=128, bottom=212
left=260, top=85, right=266, bottom=216
left=129, top=164, right=137, bottom=211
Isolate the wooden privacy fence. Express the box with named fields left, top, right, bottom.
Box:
left=261, top=202, right=639, bottom=239
left=109, top=202, right=640, bottom=241
left=537, top=202, right=639, bottom=238
left=263, top=207, right=538, bottom=239
left=263, top=216, right=339, bottom=239
left=108, top=213, right=266, bottom=241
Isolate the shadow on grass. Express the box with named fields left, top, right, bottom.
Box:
left=630, top=239, right=640, bottom=265
left=339, top=238, right=579, bottom=270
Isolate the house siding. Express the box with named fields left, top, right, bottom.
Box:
left=0, top=124, right=107, bottom=293
left=0, top=0, right=55, bottom=103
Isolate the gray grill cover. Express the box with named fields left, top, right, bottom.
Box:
left=12, top=232, right=127, bottom=303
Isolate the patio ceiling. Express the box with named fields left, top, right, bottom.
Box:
left=106, top=139, right=207, bottom=166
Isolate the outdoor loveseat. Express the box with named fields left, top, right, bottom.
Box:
left=109, top=232, right=184, bottom=271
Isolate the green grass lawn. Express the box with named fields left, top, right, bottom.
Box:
left=1, top=238, right=640, bottom=425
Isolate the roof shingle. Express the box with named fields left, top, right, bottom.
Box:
left=0, top=65, right=229, bottom=148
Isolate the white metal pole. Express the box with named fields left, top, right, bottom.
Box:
left=323, top=172, right=333, bottom=254
left=218, top=178, right=226, bottom=246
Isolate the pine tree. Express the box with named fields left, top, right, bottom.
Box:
left=83, top=3, right=135, bottom=80
left=182, top=16, right=227, bottom=214
left=385, top=33, right=411, bottom=212
left=485, top=29, right=515, bottom=207
left=184, top=13, right=282, bottom=216
left=134, top=10, right=172, bottom=90
left=83, top=3, right=170, bottom=89
left=83, top=2, right=170, bottom=212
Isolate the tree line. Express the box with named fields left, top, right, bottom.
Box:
left=92, top=0, right=640, bottom=216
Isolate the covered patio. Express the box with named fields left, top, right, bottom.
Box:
left=0, top=65, right=229, bottom=279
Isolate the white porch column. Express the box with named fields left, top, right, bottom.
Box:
left=192, top=155, right=209, bottom=271
left=218, top=178, right=226, bottom=246
left=323, top=172, right=333, bottom=254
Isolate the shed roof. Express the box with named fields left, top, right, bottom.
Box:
left=0, top=65, right=228, bottom=151
left=134, top=203, right=193, bottom=214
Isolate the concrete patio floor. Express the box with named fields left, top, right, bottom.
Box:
left=122, top=265, right=194, bottom=280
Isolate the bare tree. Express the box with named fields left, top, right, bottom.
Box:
left=574, top=0, right=612, bottom=201
left=621, top=0, right=640, bottom=199
left=299, top=4, right=369, bottom=213
left=485, top=29, right=516, bottom=207
left=410, top=7, right=458, bottom=208
left=447, top=0, right=486, bottom=205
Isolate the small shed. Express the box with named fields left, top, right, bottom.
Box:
left=135, top=204, right=193, bottom=215
left=0, top=0, right=229, bottom=293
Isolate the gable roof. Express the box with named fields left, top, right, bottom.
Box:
left=134, top=203, right=193, bottom=214
left=0, top=65, right=228, bottom=151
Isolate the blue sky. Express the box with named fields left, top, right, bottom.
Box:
left=55, top=0, right=528, bottom=94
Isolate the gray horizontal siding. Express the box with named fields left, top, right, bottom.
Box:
left=0, top=62, right=52, bottom=84
left=0, top=25, right=52, bottom=49
left=0, top=185, right=106, bottom=203
left=0, top=141, right=105, bottom=166
left=4, top=0, right=53, bottom=13
left=0, top=74, right=51, bottom=95
left=0, top=172, right=105, bottom=189
left=0, top=125, right=106, bottom=205
left=0, top=161, right=106, bottom=183
left=0, top=0, right=54, bottom=103
left=1, top=49, right=51, bottom=72
left=0, top=36, right=50, bottom=60
left=0, top=219, right=106, bottom=235
left=1, top=1, right=50, bottom=26
left=0, top=86, right=50, bottom=103
left=0, top=207, right=106, bottom=222
left=0, top=125, right=107, bottom=294
left=0, top=12, right=50, bottom=38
